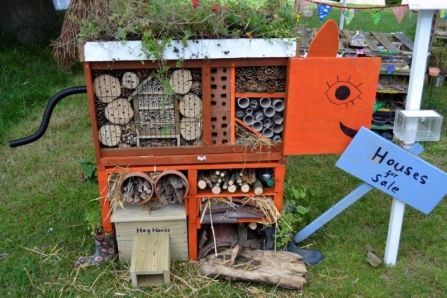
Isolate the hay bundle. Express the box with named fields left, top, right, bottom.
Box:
left=242, top=196, right=280, bottom=224
left=235, top=123, right=273, bottom=151
left=51, top=0, right=108, bottom=70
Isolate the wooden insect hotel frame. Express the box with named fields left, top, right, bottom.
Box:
left=82, top=24, right=381, bottom=261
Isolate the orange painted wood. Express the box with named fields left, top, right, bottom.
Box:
left=235, top=92, right=286, bottom=98
left=99, top=152, right=284, bottom=167
left=97, top=169, right=113, bottom=233
left=88, top=58, right=288, bottom=71
left=202, top=67, right=212, bottom=146
left=102, top=162, right=283, bottom=174
left=284, top=57, right=381, bottom=155
left=234, top=118, right=265, bottom=139
left=84, top=62, right=102, bottom=165
left=273, top=163, right=286, bottom=211
left=307, top=20, right=339, bottom=58
left=100, top=144, right=282, bottom=157
left=230, top=65, right=236, bottom=144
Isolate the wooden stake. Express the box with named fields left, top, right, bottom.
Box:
left=253, top=179, right=263, bottom=195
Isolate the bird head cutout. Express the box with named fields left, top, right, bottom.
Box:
left=284, top=20, right=381, bottom=155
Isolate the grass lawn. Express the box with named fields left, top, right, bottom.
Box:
left=1, top=7, right=446, bottom=297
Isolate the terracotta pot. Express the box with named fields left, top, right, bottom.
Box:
left=154, top=170, right=189, bottom=202
left=119, top=172, right=154, bottom=204
left=429, top=67, right=440, bottom=77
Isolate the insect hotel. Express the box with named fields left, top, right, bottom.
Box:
left=80, top=19, right=381, bottom=286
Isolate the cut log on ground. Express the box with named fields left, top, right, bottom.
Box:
left=200, top=248, right=307, bottom=290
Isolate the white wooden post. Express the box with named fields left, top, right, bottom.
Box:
left=406, top=9, right=434, bottom=111
left=384, top=9, right=435, bottom=266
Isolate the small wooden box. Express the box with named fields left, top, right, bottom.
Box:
left=130, top=234, right=170, bottom=287
left=111, top=204, right=188, bottom=261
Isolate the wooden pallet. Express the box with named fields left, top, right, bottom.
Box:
left=298, top=28, right=413, bottom=56
left=339, top=31, right=413, bottom=55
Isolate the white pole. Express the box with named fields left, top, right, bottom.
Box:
left=339, top=0, right=348, bottom=30
left=384, top=199, right=406, bottom=265
left=406, top=10, right=435, bottom=110
left=384, top=9, right=435, bottom=266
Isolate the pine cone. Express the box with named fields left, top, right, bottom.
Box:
left=121, top=87, right=133, bottom=97
left=277, top=80, right=286, bottom=92
left=266, top=80, right=280, bottom=93
left=95, top=100, right=108, bottom=126
left=246, top=79, right=258, bottom=92
left=277, top=66, right=287, bottom=80
left=137, top=69, right=151, bottom=80
left=191, top=68, right=202, bottom=82
left=257, top=66, right=275, bottom=81
left=190, top=81, right=202, bottom=97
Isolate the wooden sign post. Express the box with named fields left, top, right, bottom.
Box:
left=336, top=127, right=447, bottom=265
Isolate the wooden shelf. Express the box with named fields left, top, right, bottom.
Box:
left=197, top=189, right=276, bottom=197
left=235, top=92, right=285, bottom=98
left=376, top=90, right=407, bottom=94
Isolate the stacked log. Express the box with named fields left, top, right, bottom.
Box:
left=121, top=175, right=153, bottom=204
left=155, top=172, right=188, bottom=205
left=197, top=169, right=264, bottom=194
left=93, top=68, right=204, bottom=148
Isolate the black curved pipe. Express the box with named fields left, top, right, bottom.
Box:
left=9, top=86, right=87, bottom=148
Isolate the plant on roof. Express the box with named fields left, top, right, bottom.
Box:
left=78, top=0, right=300, bottom=44
left=53, top=0, right=299, bottom=70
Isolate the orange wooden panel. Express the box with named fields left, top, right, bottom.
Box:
left=98, top=169, right=113, bottom=233
left=84, top=63, right=102, bottom=165
left=284, top=57, right=381, bottom=155
left=307, top=20, right=339, bottom=58
left=99, top=151, right=284, bottom=167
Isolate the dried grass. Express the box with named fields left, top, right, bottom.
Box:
left=51, top=0, right=108, bottom=70
left=235, top=123, right=275, bottom=152
left=242, top=195, right=280, bottom=225
left=22, top=245, right=62, bottom=262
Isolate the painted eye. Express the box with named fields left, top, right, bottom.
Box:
left=326, top=77, right=362, bottom=106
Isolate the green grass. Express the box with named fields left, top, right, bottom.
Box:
left=1, top=9, right=447, bottom=297
left=0, top=41, right=83, bottom=144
